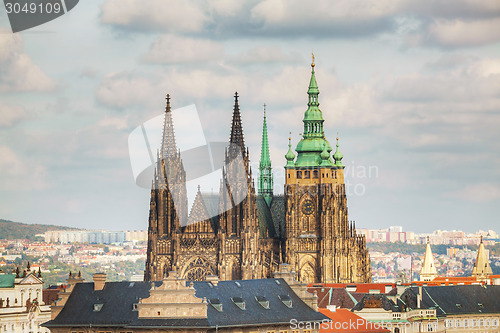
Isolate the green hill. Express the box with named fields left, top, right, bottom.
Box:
left=0, top=219, right=79, bottom=240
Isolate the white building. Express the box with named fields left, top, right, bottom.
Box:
left=0, top=266, right=51, bottom=333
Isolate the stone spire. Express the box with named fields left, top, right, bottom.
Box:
left=258, top=104, right=273, bottom=206
left=229, top=92, right=245, bottom=156
left=161, top=93, right=177, bottom=159
left=420, top=237, right=437, bottom=281
left=472, top=236, right=493, bottom=280
left=294, top=55, right=334, bottom=168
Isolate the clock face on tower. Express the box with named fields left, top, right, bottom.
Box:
left=301, top=200, right=315, bottom=215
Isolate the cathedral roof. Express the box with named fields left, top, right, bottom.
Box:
left=44, top=278, right=327, bottom=328
left=256, top=195, right=286, bottom=239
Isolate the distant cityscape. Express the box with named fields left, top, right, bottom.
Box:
left=358, top=226, right=499, bottom=245
left=0, top=226, right=497, bottom=287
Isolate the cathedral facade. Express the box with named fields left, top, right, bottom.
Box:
left=145, top=61, right=371, bottom=284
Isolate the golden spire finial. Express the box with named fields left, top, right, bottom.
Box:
left=312, top=52, right=315, bottom=67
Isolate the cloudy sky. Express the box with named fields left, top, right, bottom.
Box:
left=0, top=0, right=499, bottom=233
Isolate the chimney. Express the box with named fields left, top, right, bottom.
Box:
left=93, top=273, right=106, bottom=291
left=417, top=286, right=422, bottom=308
left=206, top=275, right=219, bottom=286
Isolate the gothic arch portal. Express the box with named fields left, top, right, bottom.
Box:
left=300, top=262, right=316, bottom=284
left=227, top=258, right=241, bottom=280
left=299, top=255, right=317, bottom=283
left=181, top=257, right=215, bottom=281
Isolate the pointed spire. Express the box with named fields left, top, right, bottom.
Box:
left=285, top=133, right=295, bottom=167
left=472, top=235, right=493, bottom=279
left=260, top=104, right=271, bottom=169
left=308, top=53, right=319, bottom=98
left=161, top=93, right=177, bottom=159
left=420, top=236, right=437, bottom=281
left=333, top=136, right=344, bottom=168
left=294, top=56, right=333, bottom=168
left=229, top=92, right=245, bottom=154
left=259, top=104, right=273, bottom=205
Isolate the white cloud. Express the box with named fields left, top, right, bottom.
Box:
left=100, top=0, right=209, bottom=33
left=143, top=35, right=224, bottom=64
left=0, top=145, right=48, bottom=190
left=0, top=102, right=26, bottom=127
left=96, top=72, right=161, bottom=109
left=230, top=46, right=301, bottom=65
left=97, top=115, right=129, bottom=130
left=447, top=183, right=500, bottom=203
left=427, top=18, right=500, bottom=48
left=0, top=31, right=56, bottom=92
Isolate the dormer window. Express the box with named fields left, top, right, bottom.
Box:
left=255, top=296, right=270, bottom=310
left=279, top=295, right=293, bottom=308
left=93, top=303, right=103, bottom=312
left=231, top=297, right=245, bottom=310
left=209, top=298, right=223, bottom=312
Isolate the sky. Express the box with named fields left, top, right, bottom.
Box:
left=0, top=0, right=499, bottom=233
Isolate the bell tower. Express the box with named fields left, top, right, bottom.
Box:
left=283, top=56, right=371, bottom=284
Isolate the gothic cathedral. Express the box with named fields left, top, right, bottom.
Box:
left=145, top=60, right=371, bottom=284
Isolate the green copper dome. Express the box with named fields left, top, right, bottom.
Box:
left=320, top=142, right=330, bottom=162
left=285, top=136, right=296, bottom=167
left=333, top=137, right=344, bottom=168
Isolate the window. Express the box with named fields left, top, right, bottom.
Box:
left=312, top=170, right=318, bottom=179
left=209, top=298, right=223, bottom=312
left=297, top=171, right=302, bottom=179
left=279, top=295, right=292, bottom=308
left=256, top=296, right=270, bottom=310
left=304, top=170, right=310, bottom=178
left=231, top=297, right=246, bottom=310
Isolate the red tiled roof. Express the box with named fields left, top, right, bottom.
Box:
left=319, top=308, right=390, bottom=333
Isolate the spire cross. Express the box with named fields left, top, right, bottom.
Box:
left=234, top=91, right=239, bottom=102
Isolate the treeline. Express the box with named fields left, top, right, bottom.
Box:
left=0, top=219, right=78, bottom=240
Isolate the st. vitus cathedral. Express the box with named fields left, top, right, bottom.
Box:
left=144, top=60, right=372, bottom=284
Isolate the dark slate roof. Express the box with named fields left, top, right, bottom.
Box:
left=256, top=196, right=277, bottom=238
left=200, top=193, right=221, bottom=231
left=44, top=278, right=327, bottom=328
left=401, top=285, right=500, bottom=317
left=351, top=294, right=400, bottom=312
left=270, top=195, right=285, bottom=238
left=191, top=278, right=327, bottom=327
